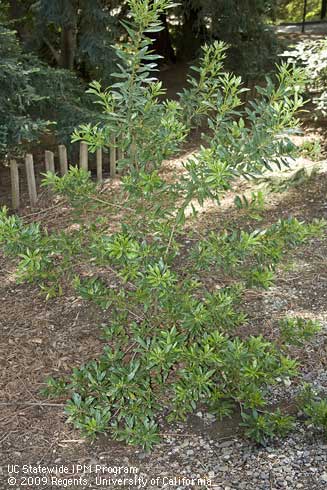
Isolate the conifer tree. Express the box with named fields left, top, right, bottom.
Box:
left=174, top=0, right=277, bottom=78
left=6, top=0, right=120, bottom=81
left=0, top=14, right=99, bottom=159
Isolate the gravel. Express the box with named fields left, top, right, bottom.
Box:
left=128, top=419, right=327, bottom=489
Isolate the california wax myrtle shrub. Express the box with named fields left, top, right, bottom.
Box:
left=2, top=213, right=324, bottom=451
left=0, top=0, right=323, bottom=451
left=0, top=206, right=90, bottom=298
left=72, top=0, right=188, bottom=173
left=1, top=206, right=325, bottom=449
left=41, top=167, right=96, bottom=207
left=72, top=0, right=305, bottom=181
left=191, top=217, right=326, bottom=287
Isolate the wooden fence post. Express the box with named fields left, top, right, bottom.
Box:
left=25, top=154, right=38, bottom=207
left=110, top=136, right=116, bottom=177
left=80, top=142, right=88, bottom=171
left=58, top=145, right=68, bottom=175
left=10, top=159, right=20, bottom=210
left=45, top=150, right=55, bottom=173
left=96, top=148, right=103, bottom=183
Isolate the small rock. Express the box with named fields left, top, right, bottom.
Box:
left=206, top=413, right=216, bottom=421
left=218, top=440, right=234, bottom=448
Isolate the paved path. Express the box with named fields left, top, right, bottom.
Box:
left=275, top=21, right=327, bottom=35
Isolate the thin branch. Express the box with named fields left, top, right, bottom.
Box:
left=21, top=203, right=62, bottom=220
left=91, top=196, right=134, bottom=212
left=0, top=401, right=65, bottom=407
left=42, top=37, right=61, bottom=64
left=164, top=224, right=176, bottom=257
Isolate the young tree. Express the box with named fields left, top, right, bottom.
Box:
left=2, top=0, right=314, bottom=453
left=276, top=0, right=321, bottom=22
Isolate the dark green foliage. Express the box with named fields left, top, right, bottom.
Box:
left=234, top=191, right=266, bottom=220
left=41, top=376, right=67, bottom=398
left=73, top=276, right=113, bottom=310
left=192, top=217, right=326, bottom=286
left=4, top=0, right=120, bottom=80
left=0, top=23, right=49, bottom=158
left=0, top=208, right=42, bottom=255
left=34, top=0, right=119, bottom=80
left=0, top=20, right=100, bottom=158
left=174, top=0, right=278, bottom=78
left=42, top=168, right=96, bottom=206
left=208, top=0, right=278, bottom=78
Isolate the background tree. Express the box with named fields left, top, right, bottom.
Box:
left=150, top=12, right=176, bottom=64
left=170, top=0, right=277, bottom=79
left=4, top=0, right=280, bottom=78
left=175, top=0, right=208, bottom=60
left=276, top=0, right=322, bottom=23
left=0, top=20, right=47, bottom=159
left=6, top=0, right=121, bottom=81
left=0, top=12, right=100, bottom=159
left=209, top=0, right=278, bottom=79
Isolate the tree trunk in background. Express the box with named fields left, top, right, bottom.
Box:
left=321, top=0, right=327, bottom=19
left=60, top=25, right=77, bottom=70
left=8, top=0, right=31, bottom=45
left=150, top=13, right=176, bottom=64
left=177, top=4, right=206, bottom=60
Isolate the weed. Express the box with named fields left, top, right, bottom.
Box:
left=298, top=384, right=327, bottom=437
left=234, top=191, right=265, bottom=220
left=242, top=408, right=295, bottom=445
left=279, top=317, right=321, bottom=346
left=299, top=139, right=321, bottom=161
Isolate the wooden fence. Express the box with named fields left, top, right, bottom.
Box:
left=8, top=140, right=121, bottom=210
